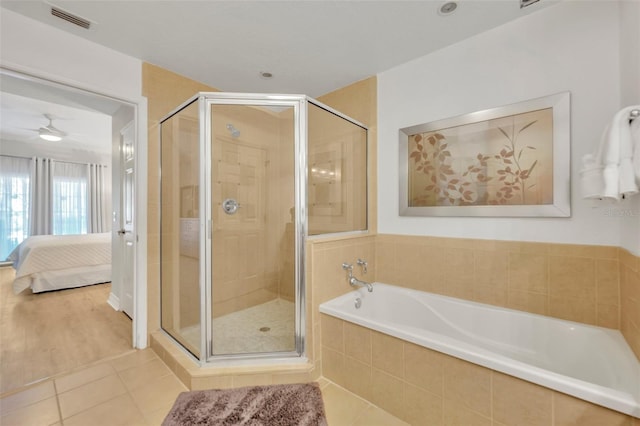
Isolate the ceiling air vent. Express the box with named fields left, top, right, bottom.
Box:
left=51, top=7, right=91, bottom=29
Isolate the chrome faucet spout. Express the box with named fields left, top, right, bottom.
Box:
left=349, top=276, right=373, bottom=292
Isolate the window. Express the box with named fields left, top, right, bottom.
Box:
left=52, top=162, right=88, bottom=235
left=0, top=157, right=31, bottom=260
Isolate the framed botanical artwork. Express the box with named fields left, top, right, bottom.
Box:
left=399, top=92, right=571, bottom=217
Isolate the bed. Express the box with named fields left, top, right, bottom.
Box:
left=7, top=233, right=112, bottom=294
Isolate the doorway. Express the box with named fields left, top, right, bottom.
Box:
left=0, top=67, right=141, bottom=392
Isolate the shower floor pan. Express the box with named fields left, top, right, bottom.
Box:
left=181, top=298, right=295, bottom=355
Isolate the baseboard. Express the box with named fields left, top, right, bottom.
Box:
left=107, top=292, right=121, bottom=311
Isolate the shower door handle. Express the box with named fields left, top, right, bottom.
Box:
left=222, top=198, right=241, bottom=215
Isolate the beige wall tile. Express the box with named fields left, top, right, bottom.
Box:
left=442, top=398, right=491, bottom=426
left=442, top=248, right=475, bottom=289
left=352, top=405, right=410, bottom=426
left=442, top=357, right=491, bottom=417
left=321, top=347, right=345, bottom=386
left=232, top=373, right=272, bottom=387
left=403, top=342, right=444, bottom=395
left=371, top=331, right=404, bottom=379
left=344, top=322, right=372, bottom=365
left=549, top=256, right=596, bottom=300
left=509, top=253, right=548, bottom=294
left=474, top=250, right=508, bottom=287
left=370, top=369, right=405, bottom=419
left=402, top=382, right=443, bottom=426
left=321, top=314, right=344, bottom=353
left=548, top=243, right=618, bottom=259
left=507, top=290, right=548, bottom=315
left=320, top=383, right=369, bottom=426
left=597, top=258, right=620, bottom=306
left=553, top=392, right=632, bottom=426
left=597, top=303, right=620, bottom=329
left=548, top=296, right=597, bottom=325
left=620, top=248, right=639, bottom=271
left=492, top=372, right=552, bottom=426
left=343, top=356, right=373, bottom=403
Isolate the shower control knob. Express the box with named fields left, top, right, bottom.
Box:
left=222, top=198, right=240, bottom=215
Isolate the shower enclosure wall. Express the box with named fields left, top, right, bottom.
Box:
left=160, top=93, right=367, bottom=364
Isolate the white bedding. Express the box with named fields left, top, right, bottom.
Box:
left=7, top=233, right=112, bottom=293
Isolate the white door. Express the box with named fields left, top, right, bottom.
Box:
left=119, top=122, right=135, bottom=317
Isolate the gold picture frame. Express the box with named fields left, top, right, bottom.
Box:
left=399, top=92, right=571, bottom=217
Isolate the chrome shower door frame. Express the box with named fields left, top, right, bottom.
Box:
left=200, top=93, right=308, bottom=363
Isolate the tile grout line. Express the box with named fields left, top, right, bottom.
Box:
left=52, top=377, right=64, bottom=425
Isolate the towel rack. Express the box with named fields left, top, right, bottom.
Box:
left=631, top=109, right=640, bottom=122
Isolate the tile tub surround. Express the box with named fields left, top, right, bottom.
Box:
left=620, top=248, right=640, bottom=361
left=375, top=235, right=623, bottom=327
left=321, top=315, right=638, bottom=425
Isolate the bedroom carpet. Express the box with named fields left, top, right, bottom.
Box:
left=162, top=382, right=327, bottom=426
left=0, top=267, right=132, bottom=394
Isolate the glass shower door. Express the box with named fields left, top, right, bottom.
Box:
left=208, top=101, right=298, bottom=358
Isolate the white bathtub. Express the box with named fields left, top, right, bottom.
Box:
left=319, top=283, right=640, bottom=417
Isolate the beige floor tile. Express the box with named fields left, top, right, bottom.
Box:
left=143, top=403, right=175, bottom=426
left=129, top=374, right=188, bottom=415
left=0, top=381, right=56, bottom=414
left=0, top=396, right=60, bottom=426
left=55, top=362, right=116, bottom=394
left=118, top=358, right=172, bottom=391
left=351, top=405, right=409, bottom=426
left=63, top=394, right=147, bottom=426
left=110, top=349, right=158, bottom=372
left=58, top=374, right=127, bottom=419
left=321, top=383, right=369, bottom=426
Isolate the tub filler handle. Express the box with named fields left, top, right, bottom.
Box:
left=342, top=262, right=373, bottom=292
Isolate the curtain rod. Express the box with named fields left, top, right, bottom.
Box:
left=0, top=154, right=108, bottom=168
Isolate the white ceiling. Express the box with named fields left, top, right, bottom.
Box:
left=0, top=0, right=559, bottom=153
left=0, top=0, right=559, bottom=97
left=0, top=71, right=126, bottom=156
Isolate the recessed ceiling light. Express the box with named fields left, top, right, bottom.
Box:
left=259, top=71, right=273, bottom=79
left=438, top=1, right=458, bottom=16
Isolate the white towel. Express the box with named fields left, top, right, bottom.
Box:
left=581, top=105, right=640, bottom=201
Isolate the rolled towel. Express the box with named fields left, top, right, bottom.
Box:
left=580, top=154, right=605, bottom=199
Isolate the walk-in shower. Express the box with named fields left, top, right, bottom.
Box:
left=160, top=93, right=367, bottom=363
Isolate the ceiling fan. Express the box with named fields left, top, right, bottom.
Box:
left=38, top=114, right=67, bottom=141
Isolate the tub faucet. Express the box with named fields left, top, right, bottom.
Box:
left=342, top=262, right=373, bottom=292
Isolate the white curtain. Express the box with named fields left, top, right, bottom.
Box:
left=88, top=163, right=110, bottom=233
left=51, top=161, right=88, bottom=235
left=30, top=157, right=53, bottom=236
left=0, top=156, right=31, bottom=260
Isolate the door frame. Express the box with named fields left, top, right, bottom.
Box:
left=0, top=65, right=148, bottom=349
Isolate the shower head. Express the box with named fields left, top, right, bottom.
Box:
left=226, top=123, right=240, bottom=138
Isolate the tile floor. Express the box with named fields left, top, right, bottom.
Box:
left=0, top=348, right=407, bottom=426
